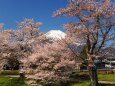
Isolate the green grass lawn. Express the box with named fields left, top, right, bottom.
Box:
left=0, top=71, right=114, bottom=86
left=0, top=76, right=115, bottom=86
left=71, top=74, right=115, bottom=86
left=0, top=76, right=10, bottom=86
left=71, top=82, right=115, bottom=86
left=71, top=82, right=91, bottom=86
left=98, top=74, right=115, bottom=81
left=0, top=76, right=25, bottom=86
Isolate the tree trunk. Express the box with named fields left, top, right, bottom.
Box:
left=89, top=65, right=99, bottom=86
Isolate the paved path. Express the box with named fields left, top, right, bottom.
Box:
left=99, top=81, right=115, bottom=84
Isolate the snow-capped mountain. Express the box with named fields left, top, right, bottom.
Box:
left=45, top=30, right=85, bottom=53
left=45, top=30, right=66, bottom=41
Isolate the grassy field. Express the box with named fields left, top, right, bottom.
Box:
left=98, top=74, right=115, bottom=81
left=71, top=82, right=115, bottom=86
left=71, top=82, right=91, bottom=86
left=0, top=70, right=115, bottom=86
left=0, top=76, right=25, bottom=86
left=0, top=75, right=114, bottom=86
left=71, top=74, right=115, bottom=86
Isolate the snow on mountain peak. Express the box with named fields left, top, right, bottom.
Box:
left=45, top=30, right=66, bottom=40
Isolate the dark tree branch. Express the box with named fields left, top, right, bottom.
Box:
left=97, top=26, right=112, bottom=52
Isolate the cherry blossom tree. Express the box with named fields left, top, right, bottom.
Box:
left=0, top=25, right=18, bottom=69
left=0, top=19, right=43, bottom=70
left=54, top=0, right=115, bottom=86
left=20, top=39, right=76, bottom=85
left=16, top=18, right=43, bottom=43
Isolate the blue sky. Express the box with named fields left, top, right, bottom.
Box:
left=0, top=0, right=75, bottom=32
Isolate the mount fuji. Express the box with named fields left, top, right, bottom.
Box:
left=45, top=30, right=85, bottom=53
left=45, top=30, right=66, bottom=41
